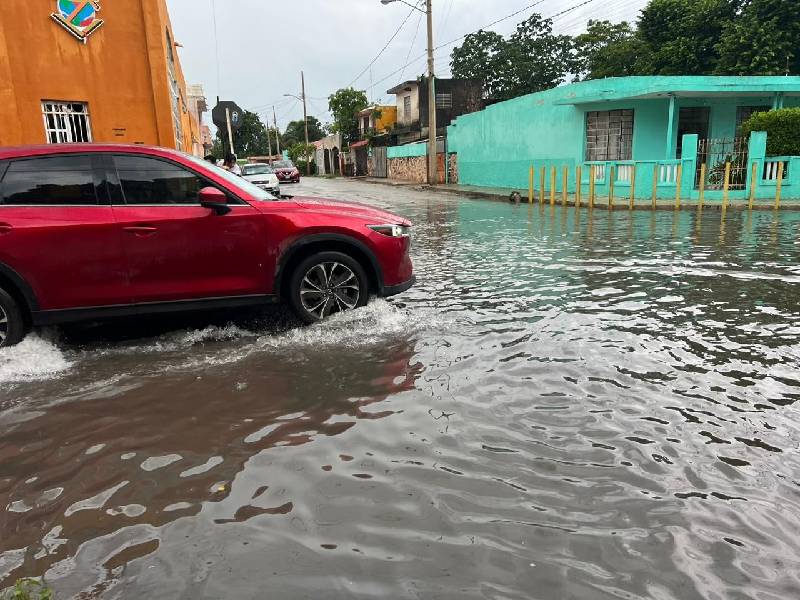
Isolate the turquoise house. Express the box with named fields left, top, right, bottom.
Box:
left=447, top=76, right=800, bottom=202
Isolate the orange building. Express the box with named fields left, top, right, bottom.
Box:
left=0, top=0, right=202, bottom=154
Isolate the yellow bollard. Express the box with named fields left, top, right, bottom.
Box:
left=652, top=164, right=658, bottom=209
left=562, top=167, right=568, bottom=206
left=675, top=164, right=682, bottom=210
left=775, top=161, right=784, bottom=210
left=629, top=165, right=636, bottom=210
left=540, top=167, right=546, bottom=204
left=748, top=162, right=757, bottom=210
left=722, top=162, right=731, bottom=211
left=608, top=166, right=615, bottom=210
left=550, top=167, right=556, bottom=206
left=576, top=166, right=582, bottom=208
left=589, top=166, right=596, bottom=209
left=528, top=165, right=534, bottom=205
left=698, top=163, right=707, bottom=210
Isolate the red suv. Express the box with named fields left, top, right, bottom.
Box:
left=0, top=145, right=415, bottom=347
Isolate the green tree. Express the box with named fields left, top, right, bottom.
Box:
left=573, top=20, right=648, bottom=80
left=716, top=0, right=800, bottom=75
left=636, top=0, right=738, bottom=75
left=281, top=116, right=325, bottom=148
left=214, top=110, right=270, bottom=157
left=450, top=13, right=573, bottom=102
left=328, top=88, right=368, bottom=147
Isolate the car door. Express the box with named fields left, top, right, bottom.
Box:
left=109, top=154, right=269, bottom=303
left=0, top=154, right=130, bottom=310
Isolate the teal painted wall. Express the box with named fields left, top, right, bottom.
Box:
left=448, top=76, right=800, bottom=192
left=387, top=141, right=428, bottom=159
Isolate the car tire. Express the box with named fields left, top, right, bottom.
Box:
left=0, top=287, right=26, bottom=348
left=288, top=251, right=369, bottom=324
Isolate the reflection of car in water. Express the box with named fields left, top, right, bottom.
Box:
left=0, top=337, right=421, bottom=588
left=0, top=144, right=416, bottom=347
left=241, top=163, right=280, bottom=196
left=272, top=160, right=301, bottom=184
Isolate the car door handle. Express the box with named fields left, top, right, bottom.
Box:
left=123, top=226, right=158, bottom=237
left=0, top=223, right=12, bottom=235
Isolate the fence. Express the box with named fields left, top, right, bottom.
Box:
left=696, top=137, right=749, bottom=190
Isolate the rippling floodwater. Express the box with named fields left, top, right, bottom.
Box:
left=3, top=179, right=800, bottom=599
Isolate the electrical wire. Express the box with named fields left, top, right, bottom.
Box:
left=346, top=5, right=418, bottom=89
left=399, top=8, right=425, bottom=84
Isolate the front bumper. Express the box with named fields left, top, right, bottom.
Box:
left=381, top=276, right=416, bottom=297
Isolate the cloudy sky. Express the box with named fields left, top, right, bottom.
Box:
left=166, top=0, right=649, bottom=132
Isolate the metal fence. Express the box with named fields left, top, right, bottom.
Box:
left=696, top=137, right=749, bottom=190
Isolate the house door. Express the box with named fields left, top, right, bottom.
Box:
left=676, top=107, right=710, bottom=158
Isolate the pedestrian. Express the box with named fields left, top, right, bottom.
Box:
left=223, top=153, right=242, bottom=175
left=204, top=154, right=216, bottom=164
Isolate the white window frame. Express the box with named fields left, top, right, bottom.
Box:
left=435, top=93, right=452, bottom=109
left=41, top=101, right=93, bottom=144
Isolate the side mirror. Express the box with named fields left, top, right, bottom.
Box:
left=199, top=187, right=231, bottom=215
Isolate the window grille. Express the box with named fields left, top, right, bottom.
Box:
left=41, top=101, right=92, bottom=143
left=435, top=93, right=452, bottom=109
left=585, top=109, right=633, bottom=161
left=403, top=96, right=412, bottom=120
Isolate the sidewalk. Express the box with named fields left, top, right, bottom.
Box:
left=360, top=178, right=800, bottom=211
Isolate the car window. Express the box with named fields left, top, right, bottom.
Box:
left=272, top=161, right=294, bottom=169
left=182, top=154, right=277, bottom=201
left=0, top=155, right=98, bottom=206
left=115, top=155, right=206, bottom=205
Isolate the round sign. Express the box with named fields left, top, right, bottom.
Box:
left=212, top=101, right=244, bottom=131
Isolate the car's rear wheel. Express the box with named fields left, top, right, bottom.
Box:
left=0, top=288, right=25, bottom=348
left=289, top=252, right=369, bottom=323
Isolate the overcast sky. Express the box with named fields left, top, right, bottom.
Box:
left=166, top=0, right=649, bottom=132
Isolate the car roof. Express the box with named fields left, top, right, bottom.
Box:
left=0, top=144, right=190, bottom=161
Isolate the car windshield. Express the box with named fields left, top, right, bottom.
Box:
left=183, top=154, right=278, bottom=201
left=242, top=164, right=274, bottom=176
left=272, top=161, right=295, bottom=169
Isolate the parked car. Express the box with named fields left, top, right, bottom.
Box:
left=272, top=160, right=300, bottom=183
left=241, top=163, right=280, bottom=195
left=0, top=145, right=415, bottom=347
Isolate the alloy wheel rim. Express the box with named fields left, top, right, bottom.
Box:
left=300, top=262, right=360, bottom=320
left=0, top=304, right=8, bottom=345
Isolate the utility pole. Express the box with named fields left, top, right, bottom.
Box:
left=425, top=0, right=437, bottom=185
left=301, top=71, right=311, bottom=176
left=225, top=107, right=235, bottom=158
left=266, top=113, right=272, bottom=159
left=273, top=105, right=281, bottom=158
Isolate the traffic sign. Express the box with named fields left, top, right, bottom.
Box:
left=212, top=101, right=244, bottom=131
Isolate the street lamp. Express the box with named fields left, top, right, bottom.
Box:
left=283, top=70, right=312, bottom=176
left=381, top=0, right=437, bottom=185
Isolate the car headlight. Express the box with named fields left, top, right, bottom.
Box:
left=368, top=224, right=411, bottom=238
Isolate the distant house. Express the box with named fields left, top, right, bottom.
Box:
left=358, top=105, right=397, bottom=139
left=387, top=76, right=483, bottom=145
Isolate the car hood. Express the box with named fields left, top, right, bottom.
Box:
left=292, top=196, right=411, bottom=226
left=243, top=174, right=276, bottom=181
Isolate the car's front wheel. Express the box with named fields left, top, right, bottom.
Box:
left=289, top=252, right=369, bottom=323
left=0, top=288, right=26, bottom=348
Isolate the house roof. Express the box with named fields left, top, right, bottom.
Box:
left=553, top=76, right=800, bottom=105
left=387, top=80, right=419, bottom=95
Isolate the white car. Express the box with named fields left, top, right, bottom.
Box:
left=241, top=163, right=280, bottom=195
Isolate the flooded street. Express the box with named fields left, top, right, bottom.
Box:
left=3, top=178, right=800, bottom=599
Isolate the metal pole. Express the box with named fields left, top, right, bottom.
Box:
left=426, top=0, right=437, bottom=185
left=301, top=71, right=311, bottom=176
left=225, top=108, right=234, bottom=158
left=266, top=113, right=272, bottom=159
left=273, top=106, right=281, bottom=158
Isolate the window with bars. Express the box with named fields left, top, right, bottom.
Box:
left=41, top=101, right=92, bottom=144
left=403, top=96, right=412, bottom=120
left=435, top=93, right=452, bottom=109
left=585, top=109, right=633, bottom=162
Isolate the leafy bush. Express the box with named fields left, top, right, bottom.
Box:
left=2, top=578, right=53, bottom=600
left=740, top=107, right=800, bottom=157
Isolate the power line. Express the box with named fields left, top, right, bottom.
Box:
left=346, top=5, right=418, bottom=89
left=210, top=0, right=220, bottom=95
left=399, top=8, right=425, bottom=84
left=368, top=0, right=600, bottom=93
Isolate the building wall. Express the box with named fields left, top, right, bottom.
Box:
left=0, top=0, right=193, bottom=150
left=395, top=86, right=420, bottom=126
left=375, top=106, right=397, bottom=133
left=448, top=77, right=800, bottom=190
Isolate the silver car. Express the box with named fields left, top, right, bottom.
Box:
left=241, top=163, right=280, bottom=195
